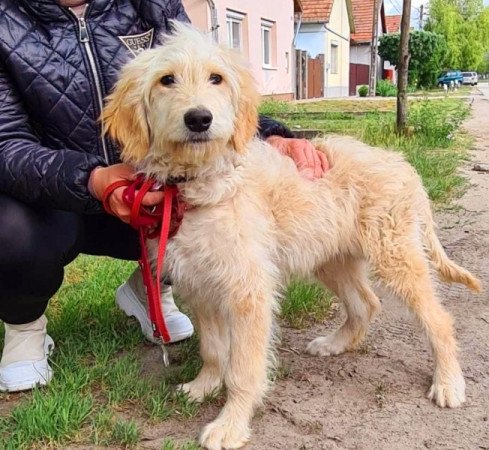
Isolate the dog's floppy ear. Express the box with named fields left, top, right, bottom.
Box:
left=229, top=57, right=260, bottom=154
left=102, top=59, right=152, bottom=164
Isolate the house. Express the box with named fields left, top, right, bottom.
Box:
left=385, top=14, right=401, bottom=33
left=182, top=0, right=302, bottom=99
left=383, top=14, right=401, bottom=83
left=349, top=0, right=387, bottom=95
left=295, top=0, right=354, bottom=97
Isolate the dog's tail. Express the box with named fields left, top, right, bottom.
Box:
left=424, top=222, right=482, bottom=293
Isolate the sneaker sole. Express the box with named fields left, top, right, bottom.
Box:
left=0, top=362, right=53, bottom=393
left=0, top=374, right=52, bottom=393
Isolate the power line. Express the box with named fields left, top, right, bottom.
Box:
left=386, top=0, right=402, bottom=15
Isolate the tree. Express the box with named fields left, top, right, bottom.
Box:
left=397, top=0, right=411, bottom=134
left=378, top=31, right=448, bottom=87
left=477, top=7, right=489, bottom=71
left=426, top=0, right=489, bottom=70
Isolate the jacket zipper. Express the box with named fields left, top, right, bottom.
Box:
left=69, top=6, right=110, bottom=164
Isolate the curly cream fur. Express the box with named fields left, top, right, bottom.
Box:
left=103, top=23, right=481, bottom=450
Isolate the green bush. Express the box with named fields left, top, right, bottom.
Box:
left=408, top=99, right=469, bottom=146
left=376, top=79, right=397, bottom=97
left=358, top=85, right=369, bottom=97
left=378, top=31, right=448, bottom=87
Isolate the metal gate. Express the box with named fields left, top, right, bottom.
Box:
left=349, top=63, right=370, bottom=96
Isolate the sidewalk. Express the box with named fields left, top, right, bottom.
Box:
left=477, top=81, right=489, bottom=97
left=293, top=88, right=482, bottom=104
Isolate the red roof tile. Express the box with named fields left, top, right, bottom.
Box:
left=385, top=14, right=401, bottom=33
left=301, top=0, right=334, bottom=23
left=350, top=0, right=386, bottom=44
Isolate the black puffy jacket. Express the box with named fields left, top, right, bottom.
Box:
left=0, top=0, right=292, bottom=214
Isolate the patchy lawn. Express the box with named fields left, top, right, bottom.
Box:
left=0, top=96, right=473, bottom=449
left=408, top=85, right=474, bottom=97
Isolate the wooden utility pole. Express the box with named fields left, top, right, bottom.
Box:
left=397, top=0, right=411, bottom=134
left=419, top=3, right=424, bottom=30
left=368, top=0, right=380, bottom=96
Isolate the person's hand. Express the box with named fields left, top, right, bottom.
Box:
left=266, top=136, right=329, bottom=180
left=88, top=163, right=164, bottom=223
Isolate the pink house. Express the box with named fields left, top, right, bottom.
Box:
left=182, top=0, right=302, bottom=99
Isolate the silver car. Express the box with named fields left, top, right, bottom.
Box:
left=462, top=72, right=478, bottom=85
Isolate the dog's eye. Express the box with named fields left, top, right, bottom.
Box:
left=209, top=74, right=223, bottom=85
left=160, top=75, right=176, bottom=86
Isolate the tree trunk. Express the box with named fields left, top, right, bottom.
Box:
left=397, top=0, right=412, bottom=134
left=368, top=0, right=380, bottom=96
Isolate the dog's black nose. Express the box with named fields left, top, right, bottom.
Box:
left=184, top=108, right=213, bottom=133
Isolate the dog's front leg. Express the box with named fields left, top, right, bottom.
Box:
left=199, top=289, right=274, bottom=450
left=179, top=305, right=229, bottom=402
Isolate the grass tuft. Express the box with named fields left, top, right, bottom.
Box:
left=111, top=419, right=140, bottom=446
left=161, top=438, right=201, bottom=450
left=282, top=280, right=334, bottom=328
left=2, top=381, right=93, bottom=447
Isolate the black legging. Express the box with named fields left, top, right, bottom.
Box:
left=0, top=194, right=140, bottom=324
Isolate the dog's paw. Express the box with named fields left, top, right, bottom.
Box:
left=177, top=378, right=221, bottom=403
left=427, top=372, right=466, bottom=408
left=199, top=418, right=250, bottom=450
left=306, top=335, right=348, bottom=356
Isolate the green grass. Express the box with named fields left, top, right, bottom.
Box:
left=409, top=85, right=473, bottom=97
left=282, top=281, right=334, bottom=329
left=0, top=96, right=472, bottom=448
left=0, top=257, right=202, bottom=448
left=161, top=438, right=201, bottom=450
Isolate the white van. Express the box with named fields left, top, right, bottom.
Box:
left=462, top=72, right=478, bottom=85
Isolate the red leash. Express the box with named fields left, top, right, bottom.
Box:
left=103, top=175, right=185, bottom=362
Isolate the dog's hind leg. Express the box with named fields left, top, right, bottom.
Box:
left=179, top=304, right=228, bottom=402
left=199, top=286, right=276, bottom=450
left=370, top=237, right=465, bottom=408
left=307, top=258, right=380, bottom=357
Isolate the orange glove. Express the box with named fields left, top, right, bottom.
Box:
left=266, top=136, right=329, bottom=180
left=88, top=163, right=164, bottom=224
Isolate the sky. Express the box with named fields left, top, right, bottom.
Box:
left=385, top=0, right=489, bottom=27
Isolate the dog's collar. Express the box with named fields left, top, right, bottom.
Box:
left=166, top=175, right=194, bottom=185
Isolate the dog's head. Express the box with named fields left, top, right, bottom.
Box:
left=103, top=22, right=260, bottom=170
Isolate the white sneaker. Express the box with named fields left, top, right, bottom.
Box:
left=116, top=269, right=194, bottom=344
left=0, top=315, right=54, bottom=392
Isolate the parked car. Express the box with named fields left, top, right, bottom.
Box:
left=437, top=70, right=464, bottom=87
left=462, top=71, right=478, bottom=85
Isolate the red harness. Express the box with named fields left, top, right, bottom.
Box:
left=102, top=175, right=189, bottom=359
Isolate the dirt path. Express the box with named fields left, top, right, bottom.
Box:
left=144, top=92, right=489, bottom=450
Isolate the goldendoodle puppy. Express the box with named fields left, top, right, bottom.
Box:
left=103, top=23, right=481, bottom=450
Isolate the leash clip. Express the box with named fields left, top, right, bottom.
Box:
left=160, top=341, right=170, bottom=367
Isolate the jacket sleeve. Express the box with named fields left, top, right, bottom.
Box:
left=171, top=0, right=191, bottom=22
left=258, top=115, right=295, bottom=139
left=0, top=62, right=106, bottom=214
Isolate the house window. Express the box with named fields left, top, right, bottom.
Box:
left=330, top=43, right=338, bottom=74
left=226, top=11, right=245, bottom=51
left=261, top=20, right=275, bottom=68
